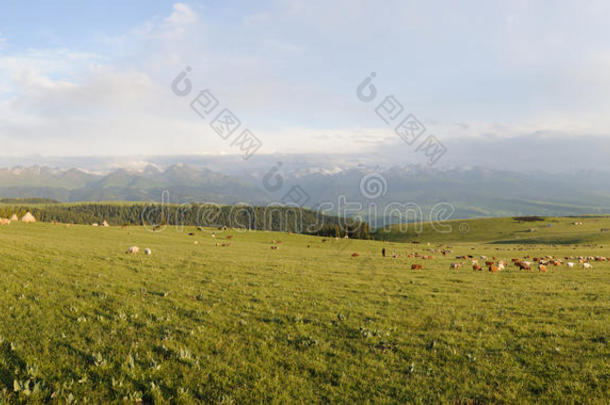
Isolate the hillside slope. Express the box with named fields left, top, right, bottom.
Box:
left=377, top=215, right=610, bottom=244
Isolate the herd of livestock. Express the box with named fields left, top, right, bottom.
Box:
left=408, top=253, right=604, bottom=272
left=378, top=246, right=604, bottom=272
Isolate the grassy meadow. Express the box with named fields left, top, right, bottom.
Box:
left=0, top=220, right=608, bottom=403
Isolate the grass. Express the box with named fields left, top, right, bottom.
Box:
left=0, top=221, right=608, bottom=403
left=378, top=215, right=610, bottom=245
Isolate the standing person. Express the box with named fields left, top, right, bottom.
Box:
left=382, top=247, right=386, bottom=257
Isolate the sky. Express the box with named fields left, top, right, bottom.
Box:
left=1, top=0, right=610, bottom=159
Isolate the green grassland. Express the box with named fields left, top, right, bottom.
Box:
left=378, top=215, right=610, bottom=245
left=0, top=220, right=608, bottom=403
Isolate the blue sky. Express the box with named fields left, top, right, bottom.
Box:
left=1, top=1, right=609, bottom=157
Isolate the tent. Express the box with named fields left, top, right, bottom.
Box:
left=21, top=212, right=36, bottom=223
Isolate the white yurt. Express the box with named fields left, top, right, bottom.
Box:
left=21, top=212, right=36, bottom=223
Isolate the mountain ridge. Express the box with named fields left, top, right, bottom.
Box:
left=1, top=163, right=610, bottom=220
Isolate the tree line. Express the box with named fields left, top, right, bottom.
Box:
left=0, top=202, right=372, bottom=239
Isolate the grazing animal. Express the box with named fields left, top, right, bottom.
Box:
left=538, top=264, right=547, bottom=272
left=411, top=264, right=423, bottom=270
left=126, top=246, right=139, bottom=254
left=449, top=263, right=462, bottom=269
left=567, top=262, right=575, bottom=268
left=271, top=246, right=279, bottom=250
left=226, top=235, right=233, bottom=240
left=473, top=264, right=482, bottom=271
left=352, top=252, right=360, bottom=257
left=583, top=263, right=592, bottom=269
left=489, top=265, right=499, bottom=273
left=485, top=261, right=494, bottom=266
left=144, top=248, right=152, bottom=255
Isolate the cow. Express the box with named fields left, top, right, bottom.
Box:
left=473, top=264, right=482, bottom=271
left=271, top=246, right=279, bottom=250
left=515, top=261, right=531, bottom=271
left=352, top=252, right=360, bottom=257
left=449, top=263, right=462, bottom=270
left=538, top=264, right=547, bottom=272
left=567, top=262, right=575, bottom=268
left=411, top=264, right=423, bottom=270
left=583, top=263, right=592, bottom=269
left=489, top=264, right=499, bottom=273
left=126, top=246, right=139, bottom=254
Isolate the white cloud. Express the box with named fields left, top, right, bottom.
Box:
left=2, top=1, right=610, bottom=159
left=165, top=3, right=198, bottom=26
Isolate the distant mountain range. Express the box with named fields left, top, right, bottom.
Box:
left=0, top=164, right=268, bottom=205
left=1, top=160, right=610, bottom=221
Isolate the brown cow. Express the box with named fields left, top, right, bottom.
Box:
left=538, top=264, right=547, bottom=272
left=473, top=264, right=482, bottom=271
left=351, top=252, right=360, bottom=257
left=489, top=265, right=499, bottom=273
left=515, top=261, right=531, bottom=271
left=411, top=264, right=423, bottom=270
